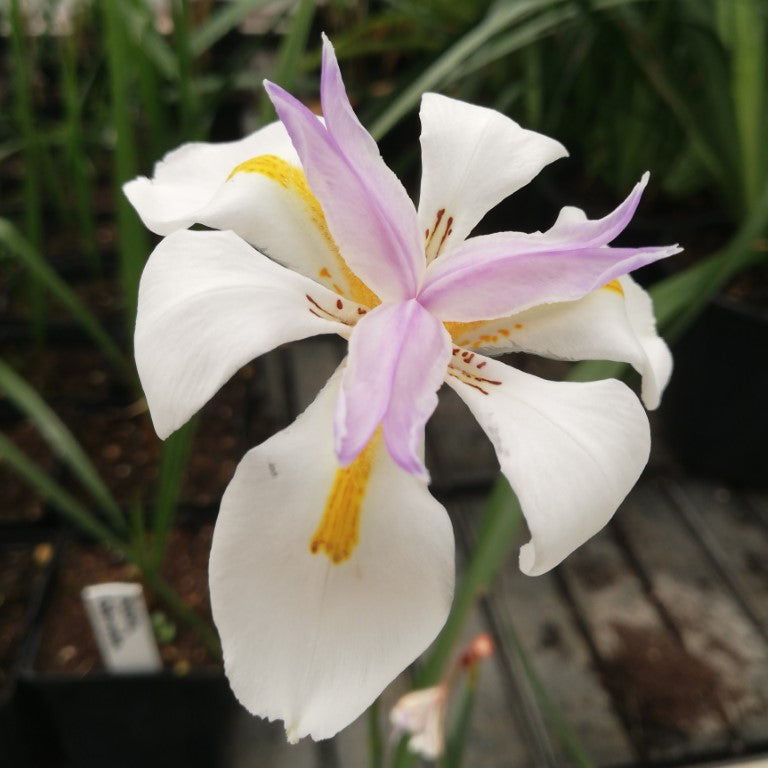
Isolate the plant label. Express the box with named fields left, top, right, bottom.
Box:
left=81, top=582, right=162, bottom=673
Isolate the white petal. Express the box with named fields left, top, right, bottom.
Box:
left=209, top=371, right=455, bottom=741
left=123, top=121, right=298, bottom=235
left=125, top=124, right=375, bottom=300
left=390, top=686, right=447, bottom=759
left=446, top=355, right=650, bottom=575
left=620, top=276, right=673, bottom=409
left=136, top=229, right=353, bottom=439
left=446, top=276, right=671, bottom=409
left=417, top=94, right=567, bottom=260
left=201, top=163, right=367, bottom=298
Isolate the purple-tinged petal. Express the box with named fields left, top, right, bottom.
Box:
left=264, top=75, right=421, bottom=301
left=541, top=172, right=650, bottom=249
left=335, top=300, right=451, bottom=479
left=381, top=304, right=451, bottom=479
left=418, top=176, right=681, bottom=321
left=427, top=172, right=650, bottom=263
left=419, top=239, right=680, bottom=322
left=319, top=36, right=424, bottom=273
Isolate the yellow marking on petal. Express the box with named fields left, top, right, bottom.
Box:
left=444, top=320, right=487, bottom=343
left=319, top=267, right=331, bottom=278
left=228, top=155, right=379, bottom=308
left=602, top=279, right=624, bottom=296
left=310, top=434, right=379, bottom=564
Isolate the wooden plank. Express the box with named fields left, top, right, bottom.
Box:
left=665, top=478, right=768, bottom=641
left=451, top=520, right=536, bottom=768
left=618, top=480, right=768, bottom=749
left=464, top=496, right=635, bottom=768
left=560, top=520, right=732, bottom=763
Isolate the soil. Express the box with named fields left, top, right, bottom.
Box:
left=68, top=361, right=259, bottom=507
left=0, top=540, right=54, bottom=694
left=35, top=525, right=219, bottom=676
left=0, top=420, right=54, bottom=524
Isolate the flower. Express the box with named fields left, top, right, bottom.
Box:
left=390, top=633, right=495, bottom=760
left=391, top=684, right=448, bottom=760
left=125, top=36, right=679, bottom=743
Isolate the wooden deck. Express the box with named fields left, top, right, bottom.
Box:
left=228, top=338, right=768, bottom=768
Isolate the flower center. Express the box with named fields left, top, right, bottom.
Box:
left=310, top=432, right=380, bottom=564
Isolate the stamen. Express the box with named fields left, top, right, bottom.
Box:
left=448, top=354, right=502, bottom=396
left=310, top=435, right=379, bottom=564
left=425, top=208, right=454, bottom=262
left=305, top=294, right=358, bottom=326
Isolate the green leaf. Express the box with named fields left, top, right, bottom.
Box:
left=118, top=0, right=179, bottom=80
left=0, top=219, right=133, bottom=382
left=190, top=0, right=277, bottom=57
left=0, top=432, right=125, bottom=550
left=102, top=0, right=149, bottom=331
left=367, top=0, right=560, bottom=140
left=260, top=0, right=317, bottom=123
left=0, top=359, right=127, bottom=534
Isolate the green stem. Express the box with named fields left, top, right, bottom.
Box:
left=443, top=671, right=477, bottom=768
left=367, top=697, right=384, bottom=768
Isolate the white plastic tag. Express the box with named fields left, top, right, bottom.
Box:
left=81, top=582, right=162, bottom=673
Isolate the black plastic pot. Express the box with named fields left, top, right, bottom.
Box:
left=0, top=530, right=58, bottom=764
left=17, top=532, right=240, bottom=768
left=661, top=293, right=768, bottom=487
left=18, top=667, right=239, bottom=768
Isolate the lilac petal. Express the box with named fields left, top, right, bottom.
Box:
left=419, top=239, right=681, bottom=322
left=419, top=175, right=680, bottom=321
left=542, top=172, right=650, bottom=248
left=319, top=35, right=424, bottom=269
left=335, top=300, right=451, bottom=478
left=264, top=53, right=422, bottom=301
left=381, top=304, right=451, bottom=479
